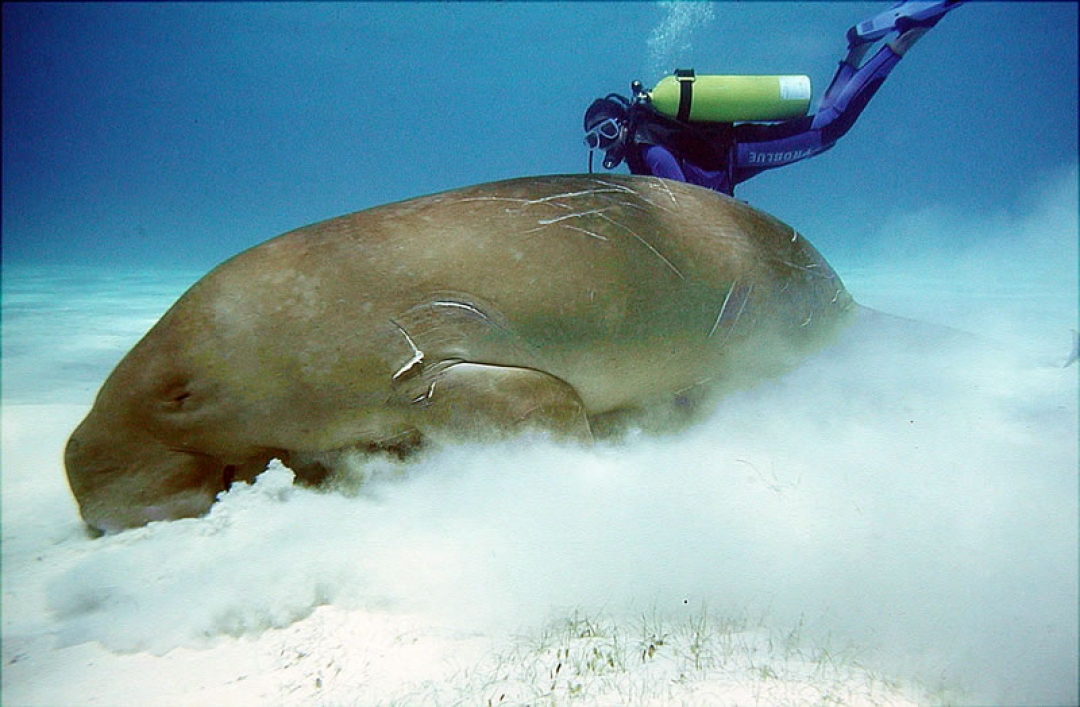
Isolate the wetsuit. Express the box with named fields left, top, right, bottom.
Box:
left=626, top=44, right=902, bottom=196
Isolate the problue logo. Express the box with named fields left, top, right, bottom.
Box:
left=747, top=149, right=814, bottom=165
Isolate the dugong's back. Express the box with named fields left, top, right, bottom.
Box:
left=195, top=175, right=851, bottom=409
left=66, top=175, right=853, bottom=533
left=397, top=175, right=852, bottom=408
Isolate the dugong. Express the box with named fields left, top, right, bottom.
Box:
left=65, top=175, right=854, bottom=533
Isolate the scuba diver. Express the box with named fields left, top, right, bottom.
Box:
left=583, top=1, right=962, bottom=196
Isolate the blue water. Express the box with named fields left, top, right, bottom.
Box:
left=3, top=2, right=1077, bottom=269
left=2, top=4, right=1077, bottom=706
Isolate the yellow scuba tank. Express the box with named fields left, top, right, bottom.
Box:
left=648, top=69, right=811, bottom=123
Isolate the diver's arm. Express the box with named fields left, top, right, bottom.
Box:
left=639, top=145, right=687, bottom=182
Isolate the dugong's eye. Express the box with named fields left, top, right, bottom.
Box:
left=159, top=380, right=194, bottom=411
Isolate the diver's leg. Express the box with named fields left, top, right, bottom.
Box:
left=819, top=44, right=870, bottom=111
left=813, top=44, right=900, bottom=135
left=807, top=1, right=958, bottom=154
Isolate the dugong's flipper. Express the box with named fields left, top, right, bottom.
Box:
left=404, top=362, right=593, bottom=443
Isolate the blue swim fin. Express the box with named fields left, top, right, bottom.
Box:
left=847, top=1, right=962, bottom=47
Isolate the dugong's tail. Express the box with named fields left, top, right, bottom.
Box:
left=1062, top=329, right=1078, bottom=368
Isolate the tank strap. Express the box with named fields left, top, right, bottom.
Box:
left=675, top=68, right=695, bottom=122
left=629, top=104, right=733, bottom=172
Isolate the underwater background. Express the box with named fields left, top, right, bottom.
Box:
left=3, top=3, right=1077, bottom=706
left=4, top=2, right=1077, bottom=270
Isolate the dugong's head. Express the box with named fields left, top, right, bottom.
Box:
left=63, top=333, right=269, bottom=534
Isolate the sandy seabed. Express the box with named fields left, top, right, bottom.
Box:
left=3, top=174, right=1078, bottom=706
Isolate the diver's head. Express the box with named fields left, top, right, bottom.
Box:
left=583, top=98, right=626, bottom=150
left=583, top=94, right=630, bottom=168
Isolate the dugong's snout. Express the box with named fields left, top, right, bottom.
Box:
left=64, top=418, right=234, bottom=534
